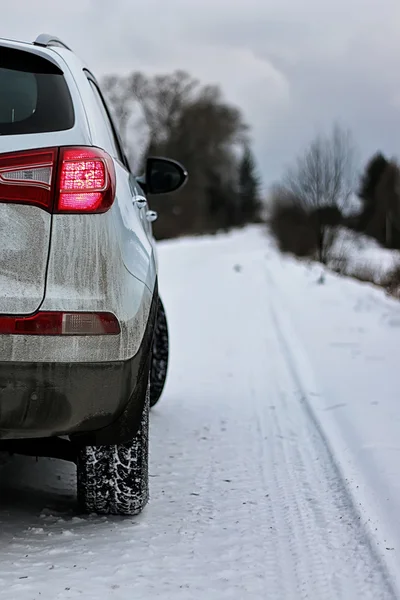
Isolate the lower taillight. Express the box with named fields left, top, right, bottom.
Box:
left=0, top=312, right=120, bottom=336
left=0, top=146, right=116, bottom=214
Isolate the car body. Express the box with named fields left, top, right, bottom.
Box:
left=0, top=34, right=187, bottom=514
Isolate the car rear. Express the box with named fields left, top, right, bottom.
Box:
left=0, top=39, right=153, bottom=443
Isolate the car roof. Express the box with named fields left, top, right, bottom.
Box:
left=0, top=34, right=91, bottom=73
left=0, top=34, right=72, bottom=53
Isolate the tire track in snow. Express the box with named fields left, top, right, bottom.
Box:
left=157, top=241, right=398, bottom=598
left=262, top=262, right=398, bottom=599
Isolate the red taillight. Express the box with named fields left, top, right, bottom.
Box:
left=0, top=146, right=116, bottom=214
left=0, top=312, right=120, bottom=336
left=56, top=147, right=116, bottom=214
left=0, top=148, right=57, bottom=211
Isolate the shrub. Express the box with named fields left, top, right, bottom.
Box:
left=268, top=191, right=318, bottom=258
left=382, top=263, right=400, bottom=298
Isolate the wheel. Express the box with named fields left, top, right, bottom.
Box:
left=76, top=378, right=150, bottom=516
left=150, top=297, right=169, bottom=407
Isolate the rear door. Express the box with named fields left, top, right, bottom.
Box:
left=0, top=45, right=74, bottom=314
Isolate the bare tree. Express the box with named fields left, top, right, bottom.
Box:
left=285, top=125, right=355, bottom=212
left=102, top=70, right=200, bottom=166
left=103, top=69, right=252, bottom=238
left=102, top=75, right=135, bottom=152
left=270, top=125, right=356, bottom=263
left=130, top=70, right=199, bottom=151
left=151, top=81, right=248, bottom=235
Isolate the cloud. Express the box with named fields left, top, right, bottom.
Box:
left=2, top=0, right=400, bottom=185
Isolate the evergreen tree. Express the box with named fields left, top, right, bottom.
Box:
left=358, top=153, right=389, bottom=203
left=357, top=152, right=389, bottom=242
left=238, top=145, right=262, bottom=224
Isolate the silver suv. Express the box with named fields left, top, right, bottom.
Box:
left=0, top=34, right=187, bottom=515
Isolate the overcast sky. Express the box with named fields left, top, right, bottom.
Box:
left=2, top=0, right=400, bottom=185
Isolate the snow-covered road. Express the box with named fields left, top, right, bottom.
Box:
left=0, top=227, right=399, bottom=599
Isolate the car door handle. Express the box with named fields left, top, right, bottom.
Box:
left=134, top=196, right=147, bottom=208
left=146, top=210, right=158, bottom=223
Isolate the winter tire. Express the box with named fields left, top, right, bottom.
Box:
left=77, top=378, right=150, bottom=516
left=150, top=297, right=169, bottom=407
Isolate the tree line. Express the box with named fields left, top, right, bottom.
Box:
left=102, top=70, right=262, bottom=239
left=268, top=124, right=400, bottom=265
left=102, top=69, right=400, bottom=264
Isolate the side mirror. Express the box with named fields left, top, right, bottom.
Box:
left=141, top=157, right=188, bottom=195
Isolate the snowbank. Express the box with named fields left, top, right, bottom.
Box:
left=328, top=228, right=400, bottom=284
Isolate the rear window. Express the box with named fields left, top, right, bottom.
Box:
left=0, top=46, right=74, bottom=135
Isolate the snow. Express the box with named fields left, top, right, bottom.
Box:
left=1, top=226, right=400, bottom=598
left=328, top=227, right=400, bottom=281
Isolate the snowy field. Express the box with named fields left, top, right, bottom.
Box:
left=0, top=226, right=400, bottom=599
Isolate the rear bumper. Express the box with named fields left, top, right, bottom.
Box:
left=0, top=284, right=158, bottom=445
left=0, top=359, right=136, bottom=440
